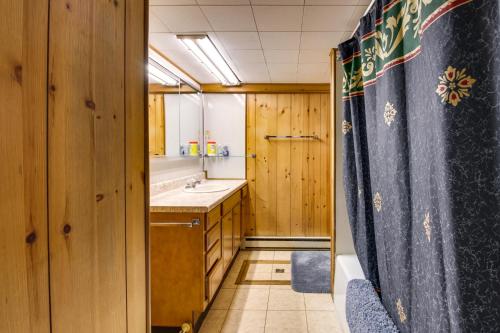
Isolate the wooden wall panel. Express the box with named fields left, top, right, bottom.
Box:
left=245, top=94, right=257, bottom=236
left=320, top=94, right=331, bottom=236
left=47, top=0, right=146, bottom=332
left=148, top=94, right=165, bottom=156
left=308, top=94, right=322, bottom=236
left=276, top=94, right=292, bottom=236
left=255, top=95, right=278, bottom=235
left=125, top=0, right=148, bottom=331
left=290, top=94, right=308, bottom=236
left=0, top=1, right=50, bottom=332
left=248, top=93, right=330, bottom=237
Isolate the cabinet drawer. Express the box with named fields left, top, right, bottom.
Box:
left=206, top=260, right=223, bottom=302
left=242, top=185, right=248, bottom=198
left=205, top=221, right=220, bottom=251
left=222, top=191, right=241, bottom=216
left=206, top=240, right=221, bottom=273
left=207, top=205, right=221, bottom=230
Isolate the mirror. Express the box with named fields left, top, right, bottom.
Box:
left=148, top=85, right=202, bottom=158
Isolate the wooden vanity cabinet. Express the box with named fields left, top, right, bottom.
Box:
left=150, top=185, right=248, bottom=329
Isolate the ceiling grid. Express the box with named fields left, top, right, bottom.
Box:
left=149, top=0, right=370, bottom=83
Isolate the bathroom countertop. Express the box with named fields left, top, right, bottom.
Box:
left=150, top=179, right=247, bottom=213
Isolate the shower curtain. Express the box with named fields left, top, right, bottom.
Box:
left=339, top=0, right=499, bottom=332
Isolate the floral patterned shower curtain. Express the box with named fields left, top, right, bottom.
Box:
left=339, top=0, right=500, bottom=331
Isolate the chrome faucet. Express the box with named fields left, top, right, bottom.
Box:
left=185, top=178, right=201, bottom=189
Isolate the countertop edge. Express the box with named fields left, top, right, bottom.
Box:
left=149, top=180, right=247, bottom=214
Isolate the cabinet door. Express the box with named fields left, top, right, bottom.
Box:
left=232, top=204, right=241, bottom=255
left=222, top=212, right=233, bottom=271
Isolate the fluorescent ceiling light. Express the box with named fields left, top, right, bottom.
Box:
left=177, top=35, right=240, bottom=86
left=148, top=62, right=178, bottom=86
left=148, top=48, right=201, bottom=91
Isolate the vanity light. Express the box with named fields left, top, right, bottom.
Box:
left=177, top=34, right=240, bottom=86
left=148, top=61, right=178, bottom=86
left=148, top=47, right=201, bottom=91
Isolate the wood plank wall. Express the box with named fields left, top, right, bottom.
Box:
left=0, top=1, right=51, bottom=332
left=148, top=94, right=165, bottom=155
left=0, top=0, right=147, bottom=332
left=246, top=93, right=331, bottom=237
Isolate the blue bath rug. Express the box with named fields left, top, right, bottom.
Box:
left=291, top=251, right=331, bottom=293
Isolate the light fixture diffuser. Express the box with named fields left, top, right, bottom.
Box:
left=177, top=34, right=240, bottom=86
left=147, top=62, right=178, bottom=86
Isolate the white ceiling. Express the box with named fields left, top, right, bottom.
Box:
left=149, top=0, right=370, bottom=84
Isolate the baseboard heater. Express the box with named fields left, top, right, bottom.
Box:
left=243, top=236, right=330, bottom=249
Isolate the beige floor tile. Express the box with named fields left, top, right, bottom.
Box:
left=304, top=293, right=335, bottom=311
left=271, top=263, right=291, bottom=281
left=270, top=284, right=293, bottom=290
left=247, top=263, right=274, bottom=273
left=248, top=250, right=275, bottom=260
left=264, top=328, right=306, bottom=333
left=222, top=271, right=240, bottom=289
left=230, top=288, right=270, bottom=310
left=273, top=251, right=292, bottom=261
left=268, top=289, right=305, bottom=310
left=306, top=310, right=343, bottom=333
left=265, top=310, right=307, bottom=330
left=198, top=309, right=227, bottom=333
left=246, top=271, right=273, bottom=281
left=212, top=289, right=236, bottom=310
left=220, top=310, right=266, bottom=333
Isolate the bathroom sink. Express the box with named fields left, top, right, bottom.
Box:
left=183, top=183, right=230, bottom=193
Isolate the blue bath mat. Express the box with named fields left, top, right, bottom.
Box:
left=291, top=251, right=331, bottom=293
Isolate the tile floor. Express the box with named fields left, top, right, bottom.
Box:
left=199, top=250, right=344, bottom=333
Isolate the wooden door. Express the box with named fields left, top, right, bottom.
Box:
left=232, top=204, right=242, bottom=254
left=222, top=212, right=233, bottom=271
left=246, top=93, right=331, bottom=237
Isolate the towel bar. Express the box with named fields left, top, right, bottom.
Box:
left=150, top=219, right=201, bottom=228
left=264, top=135, right=319, bottom=140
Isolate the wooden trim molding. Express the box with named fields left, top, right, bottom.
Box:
left=329, top=48, right=337, bottom=296
left=201, top=83, right=330, bottom=94
left=149, top=83, right=198, bottom=94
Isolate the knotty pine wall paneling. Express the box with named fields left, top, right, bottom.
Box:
left=0, top=1, right=51, bottom=332
left=246, top=93, right=331, bottom=237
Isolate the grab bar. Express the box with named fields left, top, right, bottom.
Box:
left=150, top=218, right=201, bottom=228
left=264, top=135, right=319, bottom=140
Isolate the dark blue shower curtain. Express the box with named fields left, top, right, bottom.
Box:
left=339, top=0, right=500, bottom=332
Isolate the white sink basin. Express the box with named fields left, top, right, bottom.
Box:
left=183, top=183, right=230, bottom=193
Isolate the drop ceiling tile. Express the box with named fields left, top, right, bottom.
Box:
left=298, top=62, right=329, bottom=74
left=150, top=0, right=196, bottom=4
left=300, top=31, right=343, bottom=49
left=302, top=5, right=355, bottom=31
left=297, top=71, right=329, bottom=82
left=251, top=0, right=303, bottom=4
left=236, top=63, right=270, bottom=82
left=158, top=48, right=215, bottom=82
left=198, top=0, right=249, bottom=4
left=253, top=6, right=303, bottom=31
left=153, top=6, right=212, bottom=32
left=201, top=6, right=256, bottom=31
left=149, top=33, right=182, bottom=50
left=348, top=5, right=368, bottom=31
left=268, top=63, right=297, bottom=75
left=149, top=12, right=170, bottom=33
left=260, top=32, right=301, bottom=49
left=270, top=72, right=298, bottom=82
left=215, top=32, right=262, bottom=50
left=228, top=50, right=266, bottom=64
left=298, top=49, right=330, bottom=63
left=264, top=50, right=299, bottom=63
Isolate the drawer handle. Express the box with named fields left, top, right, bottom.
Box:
left=150, top=219, right=201, bottom=228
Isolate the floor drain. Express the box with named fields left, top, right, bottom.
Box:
left=275, top=268, right=285, bottom=273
